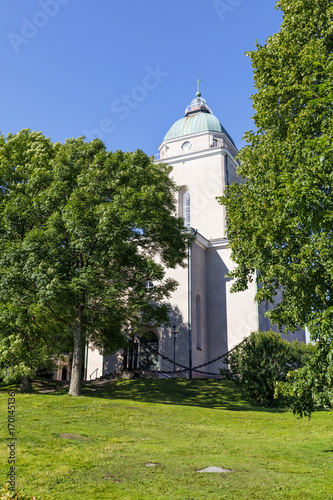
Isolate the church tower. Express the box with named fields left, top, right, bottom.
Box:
left=157, top=87, right=238, bottom=239
left=154, top=86, right=306, bottom=377
left=85, top=85, right=306, bottom=381
left=155, top=87, right=262, bottom=377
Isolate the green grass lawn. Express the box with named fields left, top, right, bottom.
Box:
left=0, top=378, right=332, bottom=499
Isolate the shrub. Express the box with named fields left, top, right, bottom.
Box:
left=0, top=484, right=38, bottom=499
left=220, top=330, right=315, bottom=406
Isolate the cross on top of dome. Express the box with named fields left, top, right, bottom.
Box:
left=195, top=78, right=203, bottom=97
left=185, top=79, right=213, bottom=117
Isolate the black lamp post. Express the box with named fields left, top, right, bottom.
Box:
left=172, top=324, right=178, bottom=378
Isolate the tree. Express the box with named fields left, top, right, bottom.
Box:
left=0, top=130, right=188, bottom=396
left=220, top=330, right=315, bottom=407
left=276, top=318, right=333, bottom=417
left=0, top=303, right=70, bottom=393
left=219, top=0, right=333, bottom=414
left=0, top=129, right=69, bottom=392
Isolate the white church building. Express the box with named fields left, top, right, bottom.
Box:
left=85, top=88, right=306, bottom=380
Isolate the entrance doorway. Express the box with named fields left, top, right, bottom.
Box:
left=123, top=332, right=159, bottom=372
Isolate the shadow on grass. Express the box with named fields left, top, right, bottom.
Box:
left=0, top=378, right=287, bottom=413
left=81, top=378, right=286, bottom=413
left=0, top=378, right=69, bottom=395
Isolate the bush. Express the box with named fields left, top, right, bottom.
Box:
left=220, top=330, right=315, bottom=406
left=0, top=484, right=38, bottom=499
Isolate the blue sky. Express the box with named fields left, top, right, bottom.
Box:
left=1, top=0, right=282, bottom=156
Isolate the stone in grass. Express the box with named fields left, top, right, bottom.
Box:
left=197, top=466, right=234, bottom=473
left=145, top=462, right=160, bottom=467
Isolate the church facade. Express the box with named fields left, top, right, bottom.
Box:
left=86, top=90, right=306, bottom=380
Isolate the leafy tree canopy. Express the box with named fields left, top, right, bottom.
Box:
left=219, top=0, right=333, bottom=414
left=0, top=302, right=70, bottom=392
left=0, top=130, right=188, bottom=395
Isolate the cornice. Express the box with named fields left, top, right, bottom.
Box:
left=192, top=232, right=229, bottom=251
left=157, top=147, right=238, bottom=168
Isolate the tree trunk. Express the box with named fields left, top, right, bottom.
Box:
left=68, top=352, right=73, bottom=380
left=20, top=375, right=32, bottom=393
left=68, top=317, right=83, bottom=396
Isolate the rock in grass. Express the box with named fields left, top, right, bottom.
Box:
left=197, top=466, right=234, bottom=473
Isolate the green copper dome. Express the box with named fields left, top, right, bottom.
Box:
left=163, top=94, right=235, bottom=147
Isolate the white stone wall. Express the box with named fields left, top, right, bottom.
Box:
left=86, top=344, right=104, bottom=380
left=191, top=240, right=209, bottom=377
left=158, top=263, right=190, bottom=375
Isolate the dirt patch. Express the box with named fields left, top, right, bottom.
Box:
left=60, top=433, right=87, bottom=441
left=33, top=379, right=69, bottom=393
left=84, top=377, right=116, bottom=387
left=102, top=475, right=120, bottom=483
left=38, top=389, right=60, bottom=393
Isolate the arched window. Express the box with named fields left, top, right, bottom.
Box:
left=196, top=295, right=202, bottom=350
left=182, top=191, right=190, bottom=228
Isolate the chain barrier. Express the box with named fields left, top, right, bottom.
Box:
left=139, top=337, right=246, bottom=376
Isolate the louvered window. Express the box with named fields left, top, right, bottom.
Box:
left=182, top=191, right=190, bottom=228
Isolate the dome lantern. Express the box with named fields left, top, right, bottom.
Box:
left=185, top=78, right=213, bottom=116
left=163, top=83, right=235, bottom=147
